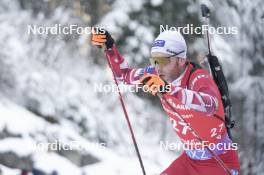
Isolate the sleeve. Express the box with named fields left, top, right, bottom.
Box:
left=169, top=72, right=219, bottom=116
left=105, top=45, right=156, bottom=85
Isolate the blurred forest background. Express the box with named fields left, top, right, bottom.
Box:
left=0, top=0, right=263, bottom=174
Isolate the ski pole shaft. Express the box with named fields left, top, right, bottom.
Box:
left=201, top=4, right=212, bottom=55
left=157, top=93, right=232, bottom=175
left=103, top=48, right=147, bottom=175
left=205, top=17, right=212, bottom=55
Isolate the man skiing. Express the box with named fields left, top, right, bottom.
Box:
left=91, top=29, right=240, bottom=175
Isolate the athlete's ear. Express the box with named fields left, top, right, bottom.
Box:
left=178, top=57, right=186, bottom=67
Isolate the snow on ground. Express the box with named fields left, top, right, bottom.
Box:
left=0, top=165, right=21, bottom=175
left=0, top=97, right=179, bottom=175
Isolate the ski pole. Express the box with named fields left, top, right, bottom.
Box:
left=103, top=47, right=147, bottom=175
left=157, top=93, right=232, bottom=175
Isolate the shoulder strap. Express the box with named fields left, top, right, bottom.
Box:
left=213, top=114, right=225, bottom=123
left=186, top=62, right=202, bottom=89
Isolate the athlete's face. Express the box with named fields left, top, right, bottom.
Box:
left=150, top=52, right=185, bottom=82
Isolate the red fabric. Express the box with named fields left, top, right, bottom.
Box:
left=161, top=63, right=226, bottom=146
left=161, top=150, right=240, bottom=175
left=21, top=170, right=28, bottom=175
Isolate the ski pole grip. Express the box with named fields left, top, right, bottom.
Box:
left=201, top=4, right=210, bottom=17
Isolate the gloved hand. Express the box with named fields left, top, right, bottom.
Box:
left=91, top=28, right=115, bottom=49
left=139, top=74, right=169, bottom=96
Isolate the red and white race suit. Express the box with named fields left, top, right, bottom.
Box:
left=105, top=46, right=240, bottom=175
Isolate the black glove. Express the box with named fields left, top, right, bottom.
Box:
left=91, top=28, right=115, bottom=49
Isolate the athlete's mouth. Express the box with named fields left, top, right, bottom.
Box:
left=159, top=75, right=165, bottom=78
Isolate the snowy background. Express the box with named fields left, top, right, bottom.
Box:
left=0, top=0, right=263, bottom=175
